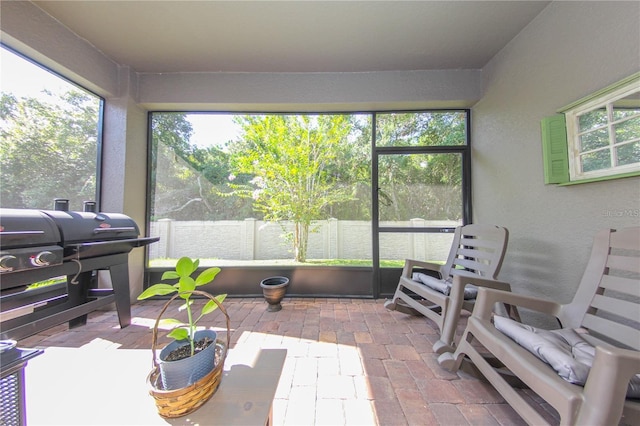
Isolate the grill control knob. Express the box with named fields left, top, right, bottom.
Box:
left=0, top=255, right=18, bottom=272
left=31, top=251, right=56, bottom=267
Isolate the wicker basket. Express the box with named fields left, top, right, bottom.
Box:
left=147, top=290, right=230, bottom=418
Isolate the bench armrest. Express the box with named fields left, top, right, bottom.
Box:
left=450, top=275, right=511, bottom=292
left=471, top=286, right=563, bottom=322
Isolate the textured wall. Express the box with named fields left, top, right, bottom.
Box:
left=472, top=1, right=640, bottom=323
left=137, top=70, right=482, bottom=111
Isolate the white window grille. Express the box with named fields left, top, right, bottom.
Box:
left=563, top=76, right=640, bottom=181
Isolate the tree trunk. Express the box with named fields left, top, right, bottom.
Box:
left=293, top=221, right=309, bottom=262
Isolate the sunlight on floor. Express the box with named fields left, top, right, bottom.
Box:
left=235, top=330, right=378, bottom=425
left=128, top=312, right=379, bottom=424
left=24, top=328, right=378, bottom=425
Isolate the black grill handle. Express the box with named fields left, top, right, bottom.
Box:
left=93, top=227, right=137, bottom=234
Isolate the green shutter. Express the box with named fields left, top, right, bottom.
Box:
left=541, top=115, right=569, bottom=184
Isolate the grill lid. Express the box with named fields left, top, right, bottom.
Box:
left=41, top=210, right=140, bottom=245
left=0, top=208, right=61, bottom=249
left=0, top=207, right=157, bottom=275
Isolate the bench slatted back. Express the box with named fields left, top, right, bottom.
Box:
left=443, top=224, right=509, bottom=280
left=563, top=227, right=640, bottom=351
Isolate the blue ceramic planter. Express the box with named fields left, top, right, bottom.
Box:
left=158, top=329, right=217, bottom=390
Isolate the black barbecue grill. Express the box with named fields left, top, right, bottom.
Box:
left=0, top=204, right=158, bottom=340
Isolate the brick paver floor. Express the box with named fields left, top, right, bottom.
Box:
left=18, top=297, right=560, bottom=425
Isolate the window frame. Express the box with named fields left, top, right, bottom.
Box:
left=0, top=44, right=104, bottom=210
left=562, top=74, right=640, bottom=182
left=145, top=110, right=472, bottom=298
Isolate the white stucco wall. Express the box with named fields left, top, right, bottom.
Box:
left=136, top=69, right=482, bottom=111
left=472, top=1, right=640, bottom=322
left=100, top=68, right=148, bottom=300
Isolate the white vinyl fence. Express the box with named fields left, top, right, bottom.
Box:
left=149, top=218, right=459, bottom=262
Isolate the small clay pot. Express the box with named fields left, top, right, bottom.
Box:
left=260, top=276, right=290, bottom=312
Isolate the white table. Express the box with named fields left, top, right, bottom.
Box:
left=25, top=343, right=286, bottom=425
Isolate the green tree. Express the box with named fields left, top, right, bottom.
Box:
left=321, top=115, right=372, bottom=220
left=0, top=91, right=99, bottom=209
left=229, top=114, right=356, bottom=262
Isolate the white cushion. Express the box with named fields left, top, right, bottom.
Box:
left=412, top=272, right=478, bottom=300
left=494, top=315, right=640, bottom=398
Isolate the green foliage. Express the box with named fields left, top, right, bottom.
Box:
left=228, top=115, right=359, bottom=262
left=137, top=257, right=226, bottom=357
left=375, top=112, right=466, bottom=221
left=0, top=91, right=100, bottom=209
left=149, top=111, right=467, bottom=260
left=150, top=113, right=255, bottom=220
left=376, top=112, right=466, bottom=147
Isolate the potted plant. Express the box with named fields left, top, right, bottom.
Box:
left=137, top=257, right=227, bottom=391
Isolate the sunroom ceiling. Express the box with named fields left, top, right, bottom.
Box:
left=32, top=1, right=550, bottom=74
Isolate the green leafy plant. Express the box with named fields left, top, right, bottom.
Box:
left=137, top=257, right=226, bottom=357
